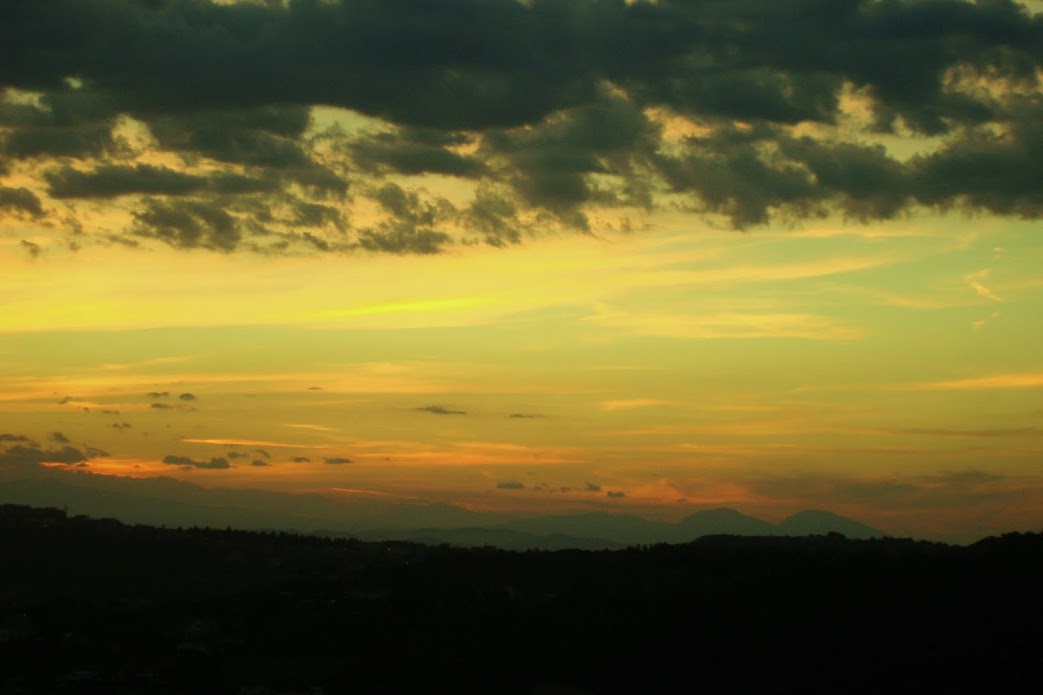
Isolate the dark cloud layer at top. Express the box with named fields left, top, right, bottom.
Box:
left=3, top=0, right=1037, bottom=130
left=1, top=0, right=1041, bottom=249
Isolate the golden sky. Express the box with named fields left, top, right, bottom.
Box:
left=2, top=0, right=1041, bottom=541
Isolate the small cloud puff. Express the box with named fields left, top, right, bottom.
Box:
left=415, top=405, right=467, bottom=415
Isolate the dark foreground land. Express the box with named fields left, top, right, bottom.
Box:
left=2, top=505, right=1041, bottom=694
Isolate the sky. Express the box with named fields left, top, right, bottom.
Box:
left=1, top=0, right=1042, bottom=542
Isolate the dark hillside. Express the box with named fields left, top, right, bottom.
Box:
left=2, top=505, right=1041, bottom=693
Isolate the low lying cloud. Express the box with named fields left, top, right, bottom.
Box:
left=0, top=443, right=88, bottom=468
left=0, top=434, right=38, bottom=446
left=415, top=405, right=467, bottom=416
left=161, top=455, right=230, bottom=470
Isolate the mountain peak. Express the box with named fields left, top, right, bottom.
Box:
left=679, top=508, right=776, bottom=537
left=778, top=510, right=887, bottom=539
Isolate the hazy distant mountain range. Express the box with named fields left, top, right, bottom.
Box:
left=0, top=470, right=886, bottom=549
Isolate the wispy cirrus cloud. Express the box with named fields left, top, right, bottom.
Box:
left=600, top=399, right=674, bottom=411
left=584, top=306, right=864, bottom=341
left=910, top=372, right=1043, bottom=391
left=283, top=423, right=341, bottom=432
left=179, top=437, right=326, bottom=449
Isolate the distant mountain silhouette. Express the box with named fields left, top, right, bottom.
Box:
left=1, top=469, right=891, bottom=547
left=399, top=526, right=623, bottom=551
left=679, top=508, right=778, bottom=537
left=777, top=509, right=886, bottom=539
left=500, top=511, right=678, bottom=546
left=0, top=473, right=490, bottom=533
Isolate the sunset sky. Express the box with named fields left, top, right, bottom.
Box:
left=2, top=0, right=1041, bottom=541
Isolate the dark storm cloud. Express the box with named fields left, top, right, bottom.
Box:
left=464, top=186, right=522, bottom=247
left=908, top=105, right=1043, bottom=217
left=0, top=187, right=44, bottom=218
left=4, top=123, right=119, bottom=160
left=293, top=202, right=344, bottom=228
left=496, top=481, right=525, bottom=490
left=484, top=92, right=661, bottom=228
left=0, top=88, right=121, bottom=159
left=148, top=106, right=313, bottom=168
left=132, top=198, right=242, bottom=251
left=357, top=223, right=452, bottom=255
left=208, top=172, right=282, bottom=195
left=415, top=405, right=467, bottom=416
left=45, top=164, right=286, bottom=202
left=147, top=106, right=347, bottom=195
left=1, top=0, right=1041, bottom=243
left=162, top=454, right=231, bottom=469
left=357, top=183, right=455, bottom=254
left=4, top=0, right=1036, bottom=130
left=348, top=128, right=486, bottom=178
left=46, top=164, right=207, bottom=199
